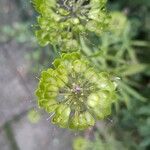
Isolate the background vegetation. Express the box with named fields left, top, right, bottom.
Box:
left=0, top=0, right=149, bottom=150
left=72, top=0, right=150, bottom=150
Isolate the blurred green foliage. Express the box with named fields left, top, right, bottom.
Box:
left=27, top=109, right=41, bottom=124
left=0, top=22, right=35, bottom=43
left=72, top=0, right=150, bottom=150
left=73, top=133, right=127, bottom=150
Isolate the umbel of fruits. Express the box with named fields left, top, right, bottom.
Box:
left=32, top=0, right=110, bottom=51
left=35, top=52, right=117, bottom=130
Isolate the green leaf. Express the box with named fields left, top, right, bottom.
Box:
left=120, top=90, right=131, bottom=109
left=120, top=64, right=147, bottom=76
left=119, top=81, right=147, bottom=102
left=137, top=105, right=150, bottom=115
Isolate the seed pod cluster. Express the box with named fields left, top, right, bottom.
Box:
left=32, top=0, right=110, bottom=51
left=35, top=52, right=117, bottom=130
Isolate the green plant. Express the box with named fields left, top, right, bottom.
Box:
left=31, top=0, right=150, bottom=149
left=32, top=0, right=149, bottom=136
left=32, top=0, right=119, bottom=130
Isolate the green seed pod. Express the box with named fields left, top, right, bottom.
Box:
left=73, top=60, right=87, bottom=73
left=109, top=11, right=129, bottom=36
left=52, top=104, right=71, bottom=128
left=87, top=93, right=99, bottom=108
left=35, top=52, right=118, bottom=130
left=69, top=111, right=95, bottom=130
